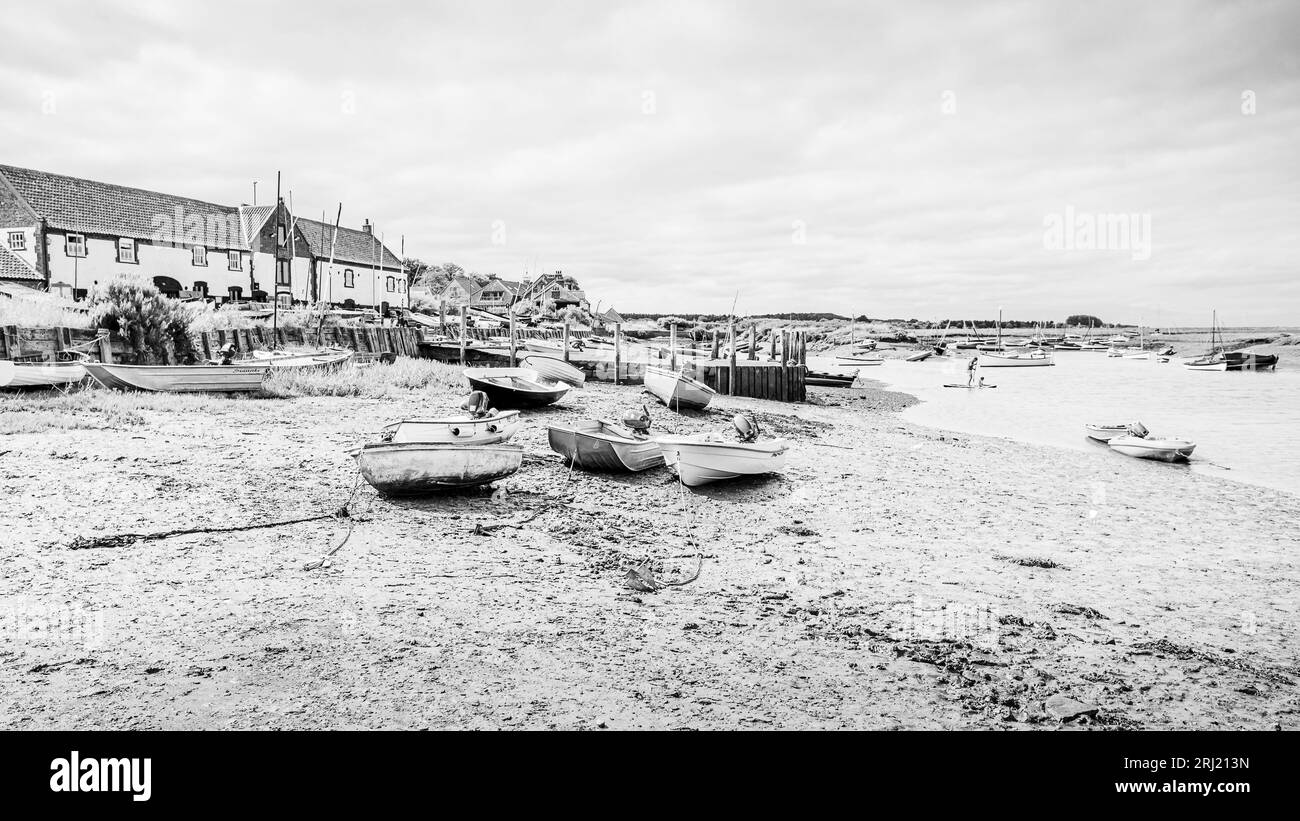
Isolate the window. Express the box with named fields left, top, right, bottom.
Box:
left=66, top=234, right=86, bottom=258
left=386, top=276, right=396, bottom=293
left=398, top=279, right=406, bottom=293
left=227, top=251, right=241, bottom=271
left=277, top=224, right=287, bottom=246
left=191, top=245, right=207, bottom=267
left=343, top=269, right=355, bottom=288
left=193, top=281, right=208, bottom=296
left=6, top=232, right=24, bottom=251
left=276, top=260, right=291, bottom=286
left=117, top=238, right=137, bottom=264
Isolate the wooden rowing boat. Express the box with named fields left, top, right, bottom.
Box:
left=655, top=436, right=789, bottom=487
left=462, top=367, right=569, bottom=408
left=355, top=442, right=523, bottom=495
left=547, top=420, right=665, bottom=472
left=0, top=360, right=88, bottom=389
left=519, top=354, right=586, bottom=387
left=1108, top=435, right=1196, bottom=462
left=1084, top=423, right=1132, bottom=442
left=382, top=410, right=522, bottom=445
left=644, top=365, right=715, bottom=411
left=84, top=362, right=270, bottom=392
left=248, top=349, right=355, bottom=369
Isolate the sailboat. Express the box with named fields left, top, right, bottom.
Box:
left=1184, top=312, right=1229, bottom=371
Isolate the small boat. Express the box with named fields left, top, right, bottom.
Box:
left=1077, top=342, right=1109, bottom=352
left=547, top=419, right=665, bottom=472
left=519, top=354, right=586, bottom=387
left=1121, top=350, right=1152, bottom=360
left=643, top=365, right=715, bottom=411
left=0, top=359, right=88, bottom=389
left=1108, top=435, right=1196, bottom=462
left=84, top=362, right=270, bottom=392
left=835, top=356, right=884, bottom=365
left=904, top=350, right=933, bottom=362
left=523, top=338, right=583, bottom=354
left=979, top=351, right=1054, bottom=367
left=463, top=367, right=569, bottom=408
left=1084, top=423, right=1132, bottom=442
left=805, top=370, right=858, bottom=387
left=1223, top=351, right=1279, bottom=371
left=656, top=434, right=789, bottom=487
left=354, top=442, right=523, bottom=495
left=381, top=410, right=522, bottom=445
left=1183, top=354, right=1228, bottom=371
left=248, top=348, right=355, bottom=369
left=943, top=383, right=997, bottom=389
left=1053, top=341, right=1083, bottom=351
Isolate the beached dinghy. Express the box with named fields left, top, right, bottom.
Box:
left=548, top=416, right=665, bottom=472
left=84, top=362, right=270, bottom=392
left=1105, top=422, right=1195, bottom=462
left=656, top=415, right=789, bottom=487
left=248, top=348, right=355, bottom=369
left=0, top=359, right=88, bottom=389
left=520, top=354, right=586, bottom=387
left=382, top=411, right=522, bottom=445
left=904, top=350, right=933, bottom=362
left=644, top=365, right=715, bottom=411
left=355, top=442, right=523, bottom=495
left=1084, top=422, right=1134, bottom=442
left=805, top=370, right=858, bottom=387
left=463, top=367, right=569, bottom=408
left=835, top=356, right=883, bottom=365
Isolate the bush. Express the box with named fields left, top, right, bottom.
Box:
left=0, top=290, right=92, bottom=328
left=88, top=275, right=197, bottom=364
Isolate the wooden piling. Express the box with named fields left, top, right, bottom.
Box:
left=562, top=322, right=570, bottom=363
left=508, top=311, right=517, bottom=367
left=748, top=324, right=757, bottom=361
left=614, top=322, right=622, bottom=385
left=459, top=307, right=467, bottom=366
left=711, top=330, right=719, bottom=360
left=669, top=323, right=677, bottom=370
left=728, top=319, right=737, bottom=396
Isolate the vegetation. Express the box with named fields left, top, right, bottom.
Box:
left=1065, top=314, right=1105, bottom=328
left=0, top=290, right=92, bottom=328
left=185, top=302, right=317, bottom=333
left=88, top=276, right=198, bottom=364
left=262, top=357, right=463, bottom=399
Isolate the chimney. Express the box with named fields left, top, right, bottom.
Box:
left=362, top=219, right=372, bottom=235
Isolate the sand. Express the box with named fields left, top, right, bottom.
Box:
left=2, top=376, right=1297, bottom=730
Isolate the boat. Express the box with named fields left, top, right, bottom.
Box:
left=381, top=410, right=522, bottom=445
left=1108, top=434, right=1196, bottom=462
left=547, top=419, right=665, bottom=472
left=904, top=350, right=933, bottom=362
left=835, top=356, right=883, bottom=365
left=1222, top=350, right=1279, bottom=371
left=248, top=349, right=355, bottom=369
left=0, top=359, right=88, bottom=389
left=354, top=442, right=523, bottom=495
left=943, top=383, right=997, bottom=388
left=978, top=350, right=1054, bottom=367
left=1184, top=311, right=1231, bottom=371
left=656, top=425, right=789, bottom=487
left=519, top=354, right=586, bottom=387
left=84, top=362, right=270, bottom=392
left=643, top=365, right=715, bottom=411
left=1053, top=341, right=1084, bottom=351
left=805, top=370, right=858, bottom=387
left=462, top=367, right=569, bottom=408
left=523, top=338, right=583, bottom=354
left=1077, top=342, right=1109, bottom=351
left=1084, top=423, right=1133, bottom=442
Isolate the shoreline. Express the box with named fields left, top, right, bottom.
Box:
left=2, top=379, right=1297, bottom=729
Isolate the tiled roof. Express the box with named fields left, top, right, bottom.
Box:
left=0, top=245, right=41, bottom=281
left=295, top=216, right=402, bottom=269
left=239, top=205, right=275, bottom=245
left=0, top=164, right=244, bottom=249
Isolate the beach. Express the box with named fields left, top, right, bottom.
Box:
left=2, top=377, right=1297, bottom=730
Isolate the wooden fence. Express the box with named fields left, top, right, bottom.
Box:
left=695, top=362, right=806, bottom=403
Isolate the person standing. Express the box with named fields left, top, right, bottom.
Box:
left=967, top=356, right=979, bottom=386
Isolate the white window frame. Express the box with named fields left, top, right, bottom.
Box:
left=343, top=269, right=355, bottom=288
left=398, top=279, right=406, bottom=293
left=227, top=250, right=241, bottom=271
left=66, top=234, right=87, bottom=258
left=117, top=238, right=137, bottom=264
left=276, top=259, right=291, bottom=286
left=191, top=245, right=208, bottom=267
left=6, top=231, right=25, bottom=251
left=386, top=276, right=396, bottom=293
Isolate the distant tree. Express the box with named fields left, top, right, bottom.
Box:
left=402, top=257, right=431, bottom=287
left=1066, top=314, right=1104, bottom=328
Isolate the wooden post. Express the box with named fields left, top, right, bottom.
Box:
left=799, top=332, right=807, bottom=365
left=669, top=323, right=677, bottom=370
left=459, top=307, right=467, bottom=366
left=439, top=299, right=447, bottom=335
left=508, top=311, right=517, bottom=367
left=711, top=329, right=719, bottom=360
left=97, top=331, right=112, bottom=364
left=769, top=330, right=777, bottom=362
left=562, top=322, right=570, bottom=363
left=728, top=319, right=737, bottom=396
left=614, top=322, right=622, bottom=385
left=748, top=324, right=757, bottom=361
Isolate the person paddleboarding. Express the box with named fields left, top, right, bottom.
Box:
left=967, top=356, right=979, bottom=386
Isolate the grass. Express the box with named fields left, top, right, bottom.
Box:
left=0, top=384, right=265, bottom=433
left=262, top=357, right=464, bottom=398
left=0, top=295, right=92, bottom=328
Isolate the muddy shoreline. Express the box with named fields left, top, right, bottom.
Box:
left=2, top=378, right=1297, bottom=730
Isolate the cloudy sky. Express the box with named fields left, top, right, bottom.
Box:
left=2, top=0, right=1297, bottom=324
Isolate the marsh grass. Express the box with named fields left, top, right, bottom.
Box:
left=0, top=296, right=92, bottom=329
left=262, top=357, right=464, bottom=398
left=0, top=384, right=252, bottom=433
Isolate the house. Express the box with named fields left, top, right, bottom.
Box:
left=0, top=163, right=403, bottom=310
left=470, top=274, right=522, bottom=315
left=436, top=276, right=481, bottom=308
left=514, top=271, right=588, bottom=313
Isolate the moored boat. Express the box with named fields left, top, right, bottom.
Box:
left=656, top=435, right=789, bottom=487
left=979, top=351, right=1054, bottom=367
left=248, top=349, right=355, bottom=369
left=1084, top=422, right=1133, bottom=442
left=547, top=419, right=665, bottom=472
left=1222, top=350, right=1279, bottom=371
left=0, top=359, right=88, bottom=389
left=643, top=365, right=715, bottom=411
left=354, top=442, right=523, bottom=495
left=463, top=367, right=569, bottom=408
left=1108, top=435, right=1196, bottom=462
left=805, top=370, right=858, bottom=387
left=382, top=410, right=522, bottom=445
left=520, top=354, right=586, bottom=387
left=84, top=362, right=270, bottom=392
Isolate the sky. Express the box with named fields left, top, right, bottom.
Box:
left=1, top=0, right=1297, bottom=325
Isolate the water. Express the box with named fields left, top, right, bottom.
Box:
left=809, top=351, right=1300, bottom=495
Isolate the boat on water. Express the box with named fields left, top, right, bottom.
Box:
left=1109, top=434, right=1196, bottom=462
left=1053, top=341, right=1084, bottom=351
left=656, top=416, right=789, bottom=487
left=381, top=410, right=522, bottom=445
left=354, top=442, right=523, bottom=495
left=519, top=354, right=586, bottom=387
left=84, top=362, right=270, bottom=392
left=0, top=359, right=88, bottom=389
left=248, top=348, right=355, bottom=369
left=1077, top=342, right=1109, bottom=351
left=1084, top=422, right=1133, bottom=442
left=547, top=419, right=665, bottom=472
left=978, top=350, right=1054, bottom=367
left=463, top=367, right=569, bottom=408
left=644, top=365, right=715, bottom=411
left=805, top=370, right=858, bottom=387
left=1222, top=350, right=1279, bottom=371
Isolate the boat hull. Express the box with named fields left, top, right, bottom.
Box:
left=0, top=360, right=88, bottom=389
left=1224, top=352, right=1278, bottom=371
left=547, top=421, right=665, bottom=472
left=644, top=365, right=715, bottom=411
left=355, top=443, right=523, bottom=495
left=84, top=362, right=270, bottom=392
left=656, top=436, right=789, bottom=487
left=904, top=351, right=932, bottom=362
left=520, top=354, right=586, bottom=387
left=1084, top=424, right=1131, bottom=442
left=1108, top=436, right=1196, bottom=462
left=978, top=353, right=1054, bottom=367
left=248, top=349, right=355, bottom=369
left=383, top=411, right=522, bottom=445
left=805, top=371, right=858, bottom=387
left=463, top=368, right=569, bottom=408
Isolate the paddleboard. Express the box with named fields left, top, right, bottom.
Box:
left=943, top=383, right=997, bottom=389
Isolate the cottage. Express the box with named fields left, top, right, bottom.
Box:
left=0, top=164, right=403, bottom=310
left=514, top=271, right=588, bottom=313
left=470, top=274, right=522, bottom=315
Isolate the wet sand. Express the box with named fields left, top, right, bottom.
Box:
left=2, top=377, right=1297, bottom=729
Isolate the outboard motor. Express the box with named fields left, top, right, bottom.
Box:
left=462, top=390, right=493, bottom=419
left=1126, top=421, right=1149, bottom=438
left=622, top=404, right=653, bottom=436
left=732, top=413, right=760, bottom=443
